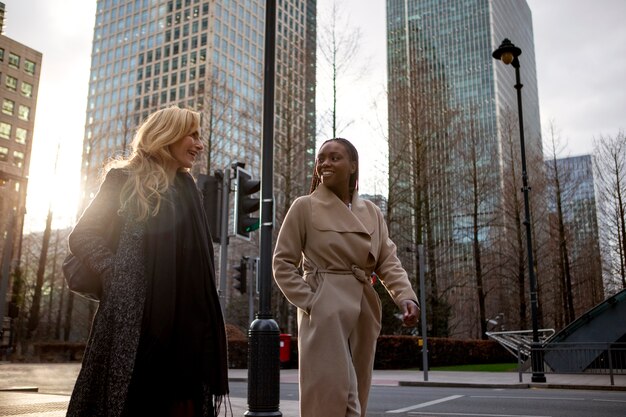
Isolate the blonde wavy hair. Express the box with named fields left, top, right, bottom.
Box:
left=107, top=106, right=200, bottom=221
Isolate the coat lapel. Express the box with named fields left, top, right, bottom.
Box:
left=311, top=184, right=375, bottom=235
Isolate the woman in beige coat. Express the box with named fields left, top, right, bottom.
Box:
left=273, top=138, right=419, bottom=417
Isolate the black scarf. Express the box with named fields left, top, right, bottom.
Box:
left=140, top=171, right=229, bottom=412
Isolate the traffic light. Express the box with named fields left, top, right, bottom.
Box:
left=234, top=166, right=260, bottom=239
left=233, top=257, right=248, bottom=294
left=197, top=172, right=223, bottom=243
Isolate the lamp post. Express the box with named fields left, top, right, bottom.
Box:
left=492, top=38, right=546, bottom=383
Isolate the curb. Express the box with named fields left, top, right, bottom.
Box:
left=0, top=386, right=39, bottom=392
left=399, top=381, right=529, bottom=389
left=399, top=380, right=626, bottom=392
left=528, top=383, right=626, bottom=392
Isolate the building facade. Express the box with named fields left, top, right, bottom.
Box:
left=386, top=0, right=544, bottom=338
left=81, top=0, right=316, bottom=202
left=0, top=2, right=42, bottom=329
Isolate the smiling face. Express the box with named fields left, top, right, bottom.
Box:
left=169, top=130, right=204, bottom=170
left=316, top=140, right=356, bottom=203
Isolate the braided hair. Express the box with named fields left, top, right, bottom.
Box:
left=309, top=138, right=359, bottom=199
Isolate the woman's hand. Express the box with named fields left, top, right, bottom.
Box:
left=401, top=300, right=420, bottom=327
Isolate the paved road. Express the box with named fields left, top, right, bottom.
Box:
left=227, top=381, right=626, bottom=417
left=364, top=385, right=626, bottom=417
left=1, top=363, right=625, bottom=416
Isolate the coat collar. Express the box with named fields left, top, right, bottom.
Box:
left=310, top=183, right=375, bottom=235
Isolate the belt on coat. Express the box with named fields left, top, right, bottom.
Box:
left=304, top=262, right=371, bottom=285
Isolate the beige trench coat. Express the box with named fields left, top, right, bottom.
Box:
left=273, top=184, right=418, bottom=417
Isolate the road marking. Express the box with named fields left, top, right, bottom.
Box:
left=386, top=395, right=464, bottom=413
left=593, top=398, right=626, bottom=403
left=407, top=412, right=551, bottom=417
left=470, top=395, right=585, bottom=401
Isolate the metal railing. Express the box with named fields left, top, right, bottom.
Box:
left=486, top=329, right=555, bottom=360
left=516, top=342, right=626, bottom=386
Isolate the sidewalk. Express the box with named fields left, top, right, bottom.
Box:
left=1, top=364, right=625, bottom=416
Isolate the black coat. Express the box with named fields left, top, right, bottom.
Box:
left=66, top=169, right=226, bottom=416
left=66, top=169, right=146, bottom=416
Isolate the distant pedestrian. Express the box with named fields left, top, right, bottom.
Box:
left=273, top=138, right=419, bottom=417
left=66, top=106, right=229, bottom=417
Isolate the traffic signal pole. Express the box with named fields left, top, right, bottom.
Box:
left=218, top=168, right=231, bottom=315
left=245, top=0, right=281, bottom=415
left=246, top=258, right=252, bottom=323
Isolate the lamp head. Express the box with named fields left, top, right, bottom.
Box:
left=492, top=38, right=522, bottom=65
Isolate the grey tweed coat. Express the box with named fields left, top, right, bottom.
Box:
left=65, top=169, right=149, bottom=417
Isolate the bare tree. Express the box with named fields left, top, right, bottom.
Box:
left=317, top=0, right=362, bottom=138
left=594, top=131, right=626, bottom=293
left=118, top=102, right=137, bottom=157
left=544, top=122, right=576, bottom=324
left=25, top=205, right=53, bottom=341
left=193, top=75, right=248, bottom=177
left=497, top=108, right=529, bottom=330
left=386, top=51, right=458, bottom=336
left=453, top=116, right=502, bottom=339
left=270, top=73, right=312, bottom=334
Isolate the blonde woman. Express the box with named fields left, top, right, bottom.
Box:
left=66, top=106, right=229, bottom=417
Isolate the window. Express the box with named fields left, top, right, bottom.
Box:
left=5, top=75, right=17, bottom=91
left=2, top=99, right=15, bottom=115
left=24, top=60, right=36, bottom=75
left=0, top=146, right=8, bottom=162
left=0, top=48, right=4, bottom=61
left=15, top=128, right=27, bottom=144
left=13, top=151, right=24, bottom=168
left=21, top=82, right=33, bottom=97
left=18, top=105, right=30, bottom=121
left=0, top=122, right=11, bottom=139
left=8, top=53, right=20, bottom=69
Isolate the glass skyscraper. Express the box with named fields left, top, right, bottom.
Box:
left=386, top=0, right=543, bottom=338
left=81, top=0, right=316, bottom=209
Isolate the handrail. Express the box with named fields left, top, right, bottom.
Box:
left=486, top=329, right=555, bottom=360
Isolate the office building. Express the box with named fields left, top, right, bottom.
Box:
left=0, top=1, right=42, bottom=322
left=81, top=0, right=316, bottom=210
left=386, top=0, right=544, bottom=337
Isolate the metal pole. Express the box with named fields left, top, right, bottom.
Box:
left=246, top=0, right=281, bottom=415
left=218, top=168, right=230, bottom=317
left=512, top=56, right=546, bottom=383
left=418, top=244, right=428, bottom=381
left=248, top=258, right=254, bottom=325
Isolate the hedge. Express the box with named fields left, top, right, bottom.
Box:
left=374, top=336, right=512, bottom=369
left=229, top=334, right=512, bottom=370
left=26, top=332, right=512, bottom=370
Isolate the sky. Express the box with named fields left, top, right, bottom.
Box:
left=4, top=0, right=626, bottom=232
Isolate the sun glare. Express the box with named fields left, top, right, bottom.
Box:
left=24, top=146, right=82, bottom=234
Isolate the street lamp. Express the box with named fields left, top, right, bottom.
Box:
left=492, top=38, right=546, bottom=383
